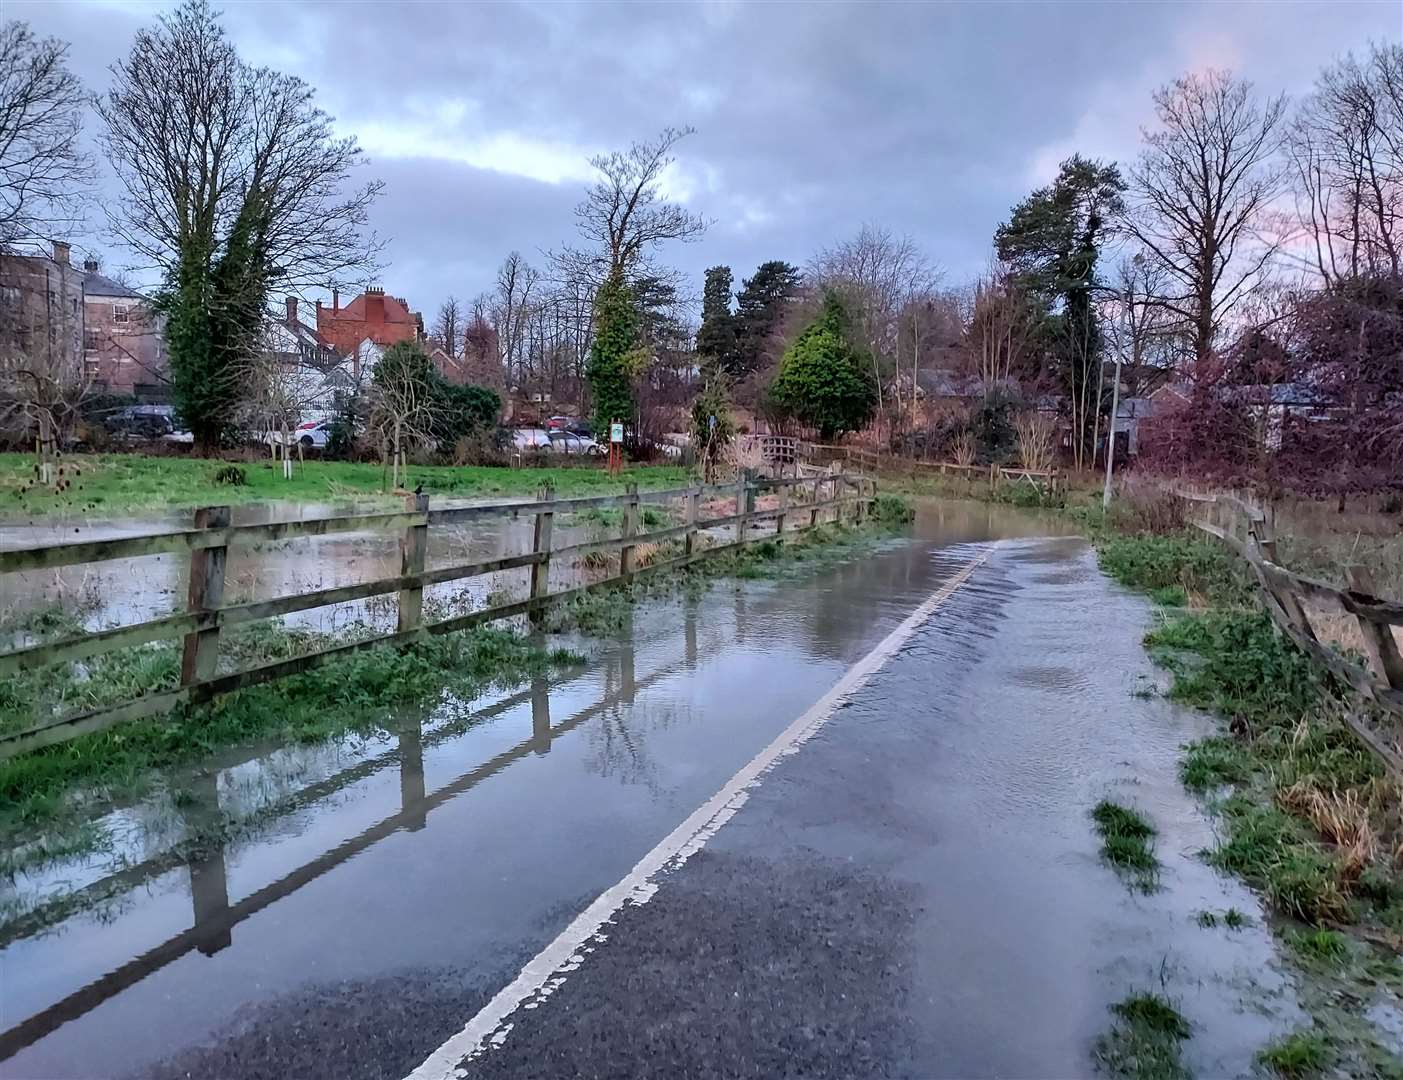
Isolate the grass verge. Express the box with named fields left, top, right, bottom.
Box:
left=0, top=451, right=690, bottom=517
left=1085, top=513, right=1403, bottom=1076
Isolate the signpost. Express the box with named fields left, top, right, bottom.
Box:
left=608, top=419, right=624, bottom=476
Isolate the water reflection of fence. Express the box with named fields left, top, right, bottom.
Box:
left=0, top=473, right=875, bottom=760
left=1178, top=490, right=1403, bottom=774
left=0, top=602, right=718, bottom=1061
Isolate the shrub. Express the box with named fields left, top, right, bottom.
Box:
left=213, top=464, right=247, bottom=486
left=768, top=290, right=876, bottom=441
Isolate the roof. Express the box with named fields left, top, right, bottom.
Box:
left=325, top=291, right=417, bottom=325
left=83, top=269, right=143, bottom=299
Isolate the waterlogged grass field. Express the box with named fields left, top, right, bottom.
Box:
left=0, top=451, right=691, bottom=517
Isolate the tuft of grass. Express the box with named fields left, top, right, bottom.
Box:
left=1093, top=800, right=1160, bottom=891
left=1224, top=907, right=1248, bottom=929
left=1284, top=928, right=1349, bottom=965
left=1148, top=585, right=1187, bottom=608
left=1205, top=797, right=1350, bottom=924
left=1095, top=993, right=1191, bottom=1080
left=1180, top=736, right=1253, bottom=791
left=868, top=492, right=915, bottom=524
left=1257, top=1030, right=1330, bottom=1077
left=1196, top=909, right=1218, bottom=927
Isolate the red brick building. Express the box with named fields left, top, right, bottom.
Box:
left=315, top=287, right=423, bottom=357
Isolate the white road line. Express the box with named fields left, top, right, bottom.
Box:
left=404, top=544, right=996, bottom=1080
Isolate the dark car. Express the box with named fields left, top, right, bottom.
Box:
left=104, top=405, right=177, bottom=439
left=547, top=415, right=592, bottom=436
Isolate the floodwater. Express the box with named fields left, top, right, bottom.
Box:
left=0, top=500, right=1304, bottom=1078
left=0, top=499, right=596, bottom=640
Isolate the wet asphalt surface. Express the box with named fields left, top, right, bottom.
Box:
left=3, top=508, right=1303, bottom=1079
left=457, top=538, right=1300, bottom=1080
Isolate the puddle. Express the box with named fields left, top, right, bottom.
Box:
left=0, top=498, right=1079, bottom=1077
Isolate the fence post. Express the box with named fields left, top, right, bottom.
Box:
left=1347, top=565, right=1403, bottom=689
left=180, top=505, right=231, bottom=686
left=529, top=485, right=554, bottom=626
left=736, top=470, right=749, bottom=545
left=620, top=481, right=640, bottom=579
left=397, top=493, right=430, bottom=633
left=855, top=478, right=867, bottom=524
left=777, top=479, right=789, bottom=536
left=684, top=487, right=700, bottom=557
left=809, top=477, right=820, bottom=529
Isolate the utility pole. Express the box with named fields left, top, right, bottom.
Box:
left=1102, top=307, right=1126, bottom=510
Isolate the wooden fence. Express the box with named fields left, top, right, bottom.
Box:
left=0, top=470, right=876, bottom=761
left=1177, top=490, right=1403, bottom=774
left=804, top=443, right=1061, bottom=494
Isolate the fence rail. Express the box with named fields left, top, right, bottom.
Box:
left=802, top=443, right=1061, bottom=494
left=0, top=470, right=875, bottom=760
left=1176, top=490, right=1403, bottom=774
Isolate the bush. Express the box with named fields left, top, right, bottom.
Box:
left=869, top=493, right=914, bottom=524
left=768, top=290, right=876, bottom=441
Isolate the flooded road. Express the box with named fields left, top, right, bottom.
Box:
left=0, top=500, right=1297, bottom=1079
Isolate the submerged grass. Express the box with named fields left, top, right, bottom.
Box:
left=0, top=614, right=583, bottom=847
left=1094, top=992, right=1191, bottom=1080
left=1092, top=799, right=1160, bottom=892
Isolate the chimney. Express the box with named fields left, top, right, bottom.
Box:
left=52, top=241, right=71, bottom=266
left=83, top=258, right=99, bottom=273
left=365, top=286, right=385, bottom=325
left=315, top=299, right=323, bottom=319
left=285, top=296, right=298, bottom=326
left=332, top=288, right=340, bottom=312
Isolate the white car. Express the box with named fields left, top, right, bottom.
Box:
left=547, top=431, right=602, bottom=456
left=265, top=419, right=331, bottom=449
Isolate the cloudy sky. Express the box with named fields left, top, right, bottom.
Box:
left=14, top=0, right=1399, bottom=321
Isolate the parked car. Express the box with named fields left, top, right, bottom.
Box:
left=104, top=404, right=175, bottom=439
left=547, top=431, right=602, bottom=456
left=512, top=428, right=553, bottom=452
left=547, top=416, right=592, bottom=436
left=264, top=419, right=331, bottom=448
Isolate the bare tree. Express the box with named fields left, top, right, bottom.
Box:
left=492, top=252, right=540, bottom=390
left=810, top=224, right=940, bottom=428
left=1125, top=69, right=1287, bottom=370
left=431, top=295, right=463, bottom=358
left=559, top=126, right=709, bottom=286
left=95, top=0, right=382, bottom=449
left=1104, top=253, right=1183, bottom=399
left=367, top=345, right=434, bottom=491
left=1287, top=43, right=1403, bottom=284
left=0, top=21, right=92, bottom=251
left=965, top=261, right=1042, bottom=391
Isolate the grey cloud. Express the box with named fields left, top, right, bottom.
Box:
left=11, top=0, right=1398, bottom=321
